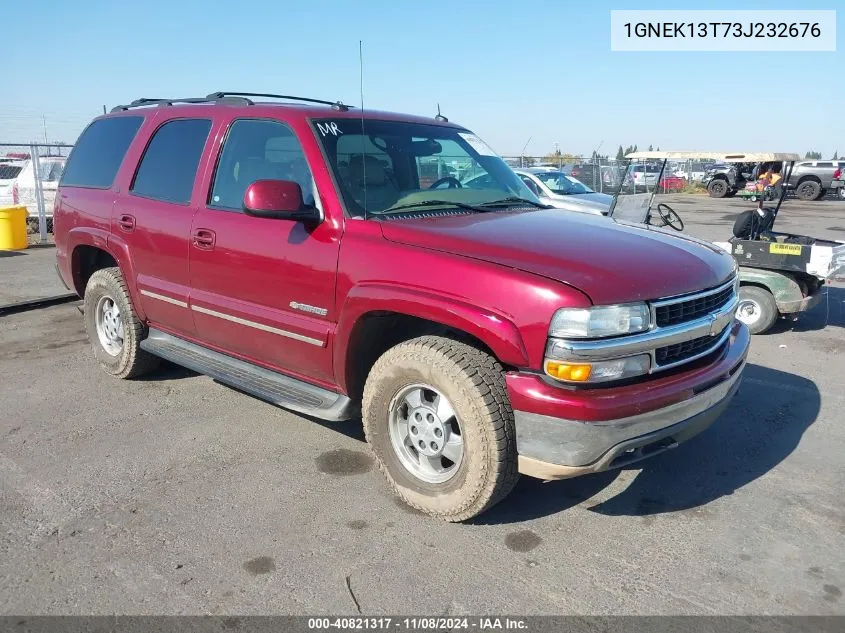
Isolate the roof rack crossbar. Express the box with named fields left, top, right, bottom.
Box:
left=205, top=92, right=352, bottom=111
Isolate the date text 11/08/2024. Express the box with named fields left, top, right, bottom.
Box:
left=623, top=22, right=821, bottom=39
left=307, top=617, right=528, bottom=630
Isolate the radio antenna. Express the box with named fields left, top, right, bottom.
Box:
left=359, top=40, right=367, bottom=220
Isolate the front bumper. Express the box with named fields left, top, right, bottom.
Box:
left=511, top=321, right=749, bottom=480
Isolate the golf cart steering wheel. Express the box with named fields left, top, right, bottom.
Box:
left=657, top=203, right=684, bottom=232
left=428, top=176, right=462, bottom=190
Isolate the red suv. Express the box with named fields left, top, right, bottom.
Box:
left=54, top=92, right=749, bottom=522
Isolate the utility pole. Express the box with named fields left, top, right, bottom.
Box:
left=42, top=115, right=48, bottom=144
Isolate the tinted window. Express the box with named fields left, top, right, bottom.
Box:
left=61, top=116, right=144, bottom=188
left=210, top=119, right=315, bottom=210
left=0, top=164, right=22, bottom=180
left=131, top=119, right=212, bottom=204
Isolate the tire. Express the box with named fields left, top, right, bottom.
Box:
left=362, top=336, right=519, bottom=522
left=735, top=285, right=779, bottom=335
left=83, top=267, right=159, bottom=379
left=708, top=178, right=729, bottom=198
left=796, top=179, right=821, bottom=201
left=839, top=187, right=845, bottom=200
left=749, top=195, right=757, bottom=202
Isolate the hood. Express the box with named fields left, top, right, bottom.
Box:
left=549, top=191, right=613, bottom=211
left=379, top=209, right=736, bottom=305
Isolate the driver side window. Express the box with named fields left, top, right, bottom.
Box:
left=209, top=119, right=317, bottom=212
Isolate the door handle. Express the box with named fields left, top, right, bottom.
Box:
left=192, top=228, right=216, bottom=250
left=117, top=214, right=136, bottom=232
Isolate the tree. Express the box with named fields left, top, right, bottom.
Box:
left=805, top=150, right=822, bottom=160
left=833, top=150, right=839, bottom=160
left=616, top=145, right=624, bottom=160
left=633, top=144, right=638, bottom=153
left=648, top=144, right=653, bottom=151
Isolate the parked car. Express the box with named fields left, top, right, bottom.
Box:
left=659, top=173, right=687, bottom=192
left=54, top=92, right=748, bottom=522
left=785, top=160, right=845, bottom=201
left=831, top=166, right=845, bottom=200
left=2, top=156, right=67, bottom=230
left=513, top=168, right=611, bottom=215
left=627, top=163, right=662, bottom=190
left=702, top=162, right=755, bottom=198
left=0, top=160, right=26, bottom=206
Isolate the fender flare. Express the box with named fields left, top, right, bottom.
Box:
left=67, top=228, right=147, bottom=322
left=333, top=282, right=530, bottom=393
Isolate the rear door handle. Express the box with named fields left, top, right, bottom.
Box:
left=192, top=228, right=216, bottom=250
left=117, top=214, right=135, bottom=232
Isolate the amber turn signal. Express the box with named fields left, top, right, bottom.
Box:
left=544, top=361, right=593, bottom=382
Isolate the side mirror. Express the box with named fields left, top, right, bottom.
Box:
left=242, top=179, right=319, bottom=222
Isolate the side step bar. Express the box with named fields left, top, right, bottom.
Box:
left=140, top=329, right=355, bottom=421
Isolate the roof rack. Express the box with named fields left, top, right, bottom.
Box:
left=205, top=92, right=352, bottom=111
left=110, top=95, right=251, bottom=112
left=110, top=92, right=353, bottom=113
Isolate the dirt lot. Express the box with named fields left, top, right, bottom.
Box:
left=1, top=196, right=843, bottom=615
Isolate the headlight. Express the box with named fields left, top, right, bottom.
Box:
left=549, top=303, right=650, bottom=339
left=544, top=353, right=651, bottom=384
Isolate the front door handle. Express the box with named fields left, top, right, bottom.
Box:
left=192, top=228, right=216, bottom=250
left=117, top=214, right=135, bottom=232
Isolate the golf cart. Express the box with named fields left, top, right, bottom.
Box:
left=610, top=151, right=845, bottom=335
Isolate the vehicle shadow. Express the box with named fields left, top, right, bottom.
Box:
left=475, top=362, right=819, bottom=524
left=586, top=363, right=819, bottom=518
left=137, top=360, right=199, bottom=381
left=786, top=285, right=845, bottom=332
left=0, top=250, right=24, bottom=257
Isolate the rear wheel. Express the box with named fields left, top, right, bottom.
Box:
left=839, top=188, right=845, bottom=200
left=736, top=285, right=778, bottom=335
left=708, top=178, right=729, bottom=198
left=796, top=179, right=821, bottom=201
left=83, top=267, right=159, bottom=379
left=362, top=336, right=519, bottom=522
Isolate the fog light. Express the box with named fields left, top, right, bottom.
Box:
left=544, top=354, right=651, bottom=384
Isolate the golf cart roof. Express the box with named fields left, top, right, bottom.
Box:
left=626, top=151, right=801, bottom=162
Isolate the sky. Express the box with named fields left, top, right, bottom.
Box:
left=2, top=0, right=842, bottom=158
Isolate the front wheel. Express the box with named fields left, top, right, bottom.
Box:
left=708, top=179, right=729, bottom=198
left=736, top=285, right=779, bottom=335
left=362, top=336, right=519, bottom=522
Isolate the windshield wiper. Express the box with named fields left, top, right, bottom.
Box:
left=477, top=197, right=553, bottom=209
left=379, top=199, right=491, bottom=214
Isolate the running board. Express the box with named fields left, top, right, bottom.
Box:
left=140, top=329, right=354, bottom=421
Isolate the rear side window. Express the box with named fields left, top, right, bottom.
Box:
left=131, top=118, right=212, bottom=205
left=61, top=116, right=144, bottom=188
left=0, top=164, right=22, bottom=180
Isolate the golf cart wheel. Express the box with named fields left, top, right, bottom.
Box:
left=708, top=179, right=728, bottom=198
left=749, top=195, right=758, bottom=202
left=736, top=285, right=778, bottom=335
left=362, top=335, right=519, bottom=522
left=796, top=179, right=821, bottom=201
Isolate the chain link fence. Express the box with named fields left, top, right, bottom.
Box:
left=500, top=155, right=712, bottom=195
left=0, top=142, right=74, bottom=243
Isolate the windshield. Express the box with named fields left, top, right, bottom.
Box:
left=533, top=172, right=594, bottom=195
left=312, top=118, right=539, bottom=216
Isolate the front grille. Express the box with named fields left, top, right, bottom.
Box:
left=655, top=281, right=735, bottom=328
left=655, top=328, right=727, bottom=366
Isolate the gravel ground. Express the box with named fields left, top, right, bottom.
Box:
left=0, top=196, right=843, bottom=616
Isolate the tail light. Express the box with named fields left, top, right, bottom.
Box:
left=11, top=181, right=18, bottom=204
left=834, top=168, right=841, bottom=179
